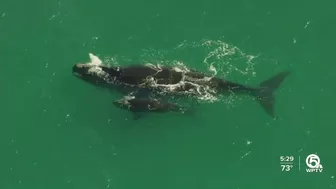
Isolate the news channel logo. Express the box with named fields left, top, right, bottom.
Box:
left=305, top=154, right=323, bottom=173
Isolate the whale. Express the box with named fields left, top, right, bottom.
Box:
left=72, top=55, right=291, bottom=117
left=113, top=95, right=189, bottom=116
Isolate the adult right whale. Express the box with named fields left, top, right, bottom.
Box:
left=72, top=55, right=291, bottom=117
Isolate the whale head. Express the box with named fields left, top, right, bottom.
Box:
left=113, top=96, right=135, bottom=109
left=72, top=53, right=124, bottom=86
left=72, top=63, right=111, bottom=85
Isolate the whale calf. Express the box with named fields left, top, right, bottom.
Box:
left=113, top=96, right=190, bottom=119
left=72, top=55, right=290, bottom=117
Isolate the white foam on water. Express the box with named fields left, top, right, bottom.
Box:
left=198, top=39, right=258, bottom=78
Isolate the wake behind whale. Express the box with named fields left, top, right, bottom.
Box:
left=72, top=53, right=291, bottom=117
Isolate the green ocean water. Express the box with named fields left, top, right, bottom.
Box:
left=1, top=0, right=336, bottom=188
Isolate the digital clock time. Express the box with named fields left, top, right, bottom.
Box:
left=280, top=156, right=294, bottom=161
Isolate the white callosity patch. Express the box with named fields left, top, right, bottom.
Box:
left=88, top=66, right=108, bottom=79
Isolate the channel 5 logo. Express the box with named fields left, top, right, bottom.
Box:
left=305, top=154, right=323, bottom=173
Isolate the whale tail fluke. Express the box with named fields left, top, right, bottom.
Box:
left=251, top=71, right=291, bottom=117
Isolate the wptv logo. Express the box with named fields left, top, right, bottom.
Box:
left=305, top=154, right=323, bottom=173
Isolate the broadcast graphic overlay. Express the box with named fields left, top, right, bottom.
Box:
left=279, top=154, right=323, bottom=173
